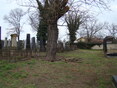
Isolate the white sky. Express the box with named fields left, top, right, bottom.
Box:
left=0, top=0, right=117, bottom=40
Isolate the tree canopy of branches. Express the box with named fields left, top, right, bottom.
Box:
left=16, top=0, right=112, bottom=61
left=4, top=8, right=26, bottom=41
left=79, top=19, right=106, bottom=42
left=65, top=10, right=90, bottom=45
left=106, top=23, right=117, bottom=38
left=29, top=11, right=39, bottom=32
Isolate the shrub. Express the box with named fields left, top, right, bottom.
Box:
left=76, top=42, right=102, bottom=49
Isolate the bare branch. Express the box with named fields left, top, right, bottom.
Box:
left=3, top=8, right=26, bottom=40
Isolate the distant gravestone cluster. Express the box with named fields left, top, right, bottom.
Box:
left=57, top=40, right=77, bottom=52
left=0, top=26, right=39, bottom=60
left=1, top=34, right=37, bottom=51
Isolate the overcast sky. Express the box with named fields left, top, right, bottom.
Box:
left=0, top=0, right=117, bottom=40
left=0, top=0, right=36, bottom=40
left=97, top=0, right=117, bottom=23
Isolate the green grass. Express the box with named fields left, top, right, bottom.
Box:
left=0, top=49, right=117, bottom=88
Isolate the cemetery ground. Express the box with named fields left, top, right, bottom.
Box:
left=0, top=49, right=117, bottom=88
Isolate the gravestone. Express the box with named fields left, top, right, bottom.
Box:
left=26, top=34, right=31, bottom=50
left=36, top=40, right=40, bottom=51
left=18, top=40, right=24, bottom=50
left=112, top=75, right=117, bottom=88
left=65, top=43, right=71, bottom=51
left=11, top=34, right=18, bottom=48
left=39, top=37, right=46, bottom=52
left=7, top=39, right=11, bottom=47
left=103, top=36, right=114, bottom=53
left=31, top=37, right=36, bottom=50
left=4, top=37, right=7, bottom=48
left=103, top=36, right=117, bottom=57
left=10, top=34, right=18, bottom=57
left=57, top=41, right=64, bottom=52
left=63, top=39, right=66, bottom=49
left=23, top=40, right=26, bottom=50
left=1, top=40, right=4, bottom=48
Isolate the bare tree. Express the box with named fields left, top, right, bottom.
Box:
left=95, top=31, right=107, bottom=39
left=4, top=8, right=26, bottom=41
left=106, top=23, right=117, bottom=38
left=29, top=10, right=39, bottom=31
left=65, top=9, right=90, bottom=45
left=79, top=19, right=106, bottom=42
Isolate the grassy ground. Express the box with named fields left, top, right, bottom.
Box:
left=0, top=49, right=117, bottom=88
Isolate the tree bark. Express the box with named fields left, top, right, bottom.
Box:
left=46, top=23, right=58, bottom=61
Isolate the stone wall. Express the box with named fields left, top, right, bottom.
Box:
left=107, top=44, right=117, bottom=53
left=92, top=45, right=103, bottom=49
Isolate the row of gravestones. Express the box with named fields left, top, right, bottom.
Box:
left=1, top=34, right=38, bottom=51
left=0, top=26, right=77, bottom=52
left=57, top=41, right=78, bottom=52
left=1, top=35, right=76, bottom=52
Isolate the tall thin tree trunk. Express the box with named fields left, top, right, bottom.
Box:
left=46, top=23, right=58, bottom=61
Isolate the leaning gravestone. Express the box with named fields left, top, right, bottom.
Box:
left=112, top=75, right=117, bottom=88
left=26, top=34, right=31, bottom=50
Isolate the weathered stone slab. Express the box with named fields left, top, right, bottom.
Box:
left=4, top=37, right=7, bottom=48
left=31, top=37, right=36, bottom=50
left=26, top=34, right=31, bottom=50
left=18, top=40, right=24, bottom=50
left=11, top=34, right=18, bottom=48
left=112, top=75, right=117, bottom=88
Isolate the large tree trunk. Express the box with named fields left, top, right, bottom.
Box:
left=46, top=23, right=58, bottom=61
